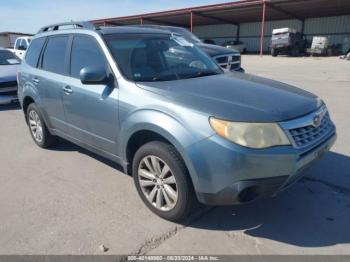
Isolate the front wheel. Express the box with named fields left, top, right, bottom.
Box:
left=26, top=103, right=58, bottom=148
left=133, top=141, right=196, bottom=221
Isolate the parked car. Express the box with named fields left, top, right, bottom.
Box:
left=8, top=36, right=32, bottom=60
left=271, top=28, right=307, bottom=57
left=18, top=22, right=337, bottom=221
left=342, top=37, right=350, bottom=55
left=0, top=48, right=20, bottom=104
left=222, top=40, right=247, bottom=53
left=132, top=25, right=244, bottom=72
left=307, top=36, right=330, bottom=56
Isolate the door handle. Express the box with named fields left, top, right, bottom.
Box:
left=63, top=86, right=73, bottom=95
left=32, top=77, right=40, bottom=84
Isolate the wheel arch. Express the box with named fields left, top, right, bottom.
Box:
left=120, top=110, right=202, bottom=191
left=22, top=96, right=35, bottom=118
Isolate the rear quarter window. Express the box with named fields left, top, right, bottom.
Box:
left=25, top=37, right=46, bottom=67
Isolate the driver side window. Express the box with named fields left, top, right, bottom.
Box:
left=70, top=35, right=107, bottom=79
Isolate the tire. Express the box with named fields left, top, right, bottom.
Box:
left=271, top=48, right=278, bottom=57
left=26, top=103, right=58, bottom=148
left=133, top=141, right=196, bottom=221
left=291, top=47, right=300, bottom=57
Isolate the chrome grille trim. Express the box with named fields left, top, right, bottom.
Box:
left=213, top=54, right=240, bottom=71
left=279, top=106, right=335, bottom=149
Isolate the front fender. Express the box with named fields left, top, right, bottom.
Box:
left=119, top=109, right=207, bottom=192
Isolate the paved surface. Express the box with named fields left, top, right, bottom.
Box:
left=0, top=56, right=349, bottom=255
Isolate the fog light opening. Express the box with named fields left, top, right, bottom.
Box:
left=238, top=185, right=261, bottom=203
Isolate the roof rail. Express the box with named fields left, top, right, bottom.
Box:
left=37, top=21, right=99, bottom=34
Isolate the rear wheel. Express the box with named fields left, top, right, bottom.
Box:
left=133, top=141, right=196, bottom=221
left=26, top=103, right=58, bottom=148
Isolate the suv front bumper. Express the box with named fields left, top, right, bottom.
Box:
left=184, top=131, right=336, bottom=205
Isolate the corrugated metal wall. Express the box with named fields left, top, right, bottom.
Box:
left=0, top=36, right=9, bottom=48
left=193, top=15, right=350, bottom=52
left=304, top=16, right=350, bottom=46
left=240, top=19, right=301, bottom=52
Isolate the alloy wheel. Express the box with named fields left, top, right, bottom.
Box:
left=138, top=155, right=178, bottom=211
left=28, top=110, right=43, bottom=143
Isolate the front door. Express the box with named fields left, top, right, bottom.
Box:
left=62, top=35, right=119, bottom=155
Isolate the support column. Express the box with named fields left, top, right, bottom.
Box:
left=140, top=17, right=144, bottom=25
left=190, top=11, right=194, bottom=32
left=236, top=24, right=240, bottom=41
left=260, top=0, right=266, bottom=57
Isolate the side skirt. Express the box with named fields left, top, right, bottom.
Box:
left=50, top=128, right=129, bottom=174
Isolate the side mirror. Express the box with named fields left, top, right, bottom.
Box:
left=18, top=45, right=27, bottom=51
left=80, top=66, right=107, bottom=85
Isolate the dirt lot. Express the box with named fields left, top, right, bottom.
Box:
left=0, top=55, right=349, bottom=255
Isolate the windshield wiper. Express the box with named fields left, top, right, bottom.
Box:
left=182, top=70, right=220, bottom=79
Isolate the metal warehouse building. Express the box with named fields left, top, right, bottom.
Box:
left=91, top=0, right=350, bottom=54
left=0, top=32, right=33, bottom=48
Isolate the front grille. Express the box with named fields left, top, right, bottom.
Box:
left=287, top=112, right=334, bottom=148
left=214, top=55, right=241, bottom=71
left=231, top=55, right=240, bottom=62
left=216, top=56, right=228, bottom=64
left=230, top=63, right=240, bottom=70
left=0, top=81, right=17, bottom=88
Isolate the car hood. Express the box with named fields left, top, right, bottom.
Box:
left=197, top=43, right=239, bottom=57
left=0, top=64, right=18, bottom=82
left=136, top=73, right=321, bottom=122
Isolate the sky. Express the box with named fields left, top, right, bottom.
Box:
left=0, top=0, right=234, bottom=34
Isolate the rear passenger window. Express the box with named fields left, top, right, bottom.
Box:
left=70, top=35, right=107, bottom=79
left=42, top=36, right=69, bottom=74
left=25, top=37, right=46, bottom=67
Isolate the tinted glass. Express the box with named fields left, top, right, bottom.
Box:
left=0, top=50, right=20, bottom=65
left=42, top=36, right=69, bottom=74
left=70, top=35, right=107, bottom=78
left=166, top=27, right=202, bottom=44
left=105, top=34, right=222, bottom=82
left=21, top=39, right=28, bottom=49
left=14, top=39, right=20, bottom=49
left=25, top=37, right=46, bottom=67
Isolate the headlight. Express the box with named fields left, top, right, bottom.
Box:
left=209, top=117, right=291, bottom=149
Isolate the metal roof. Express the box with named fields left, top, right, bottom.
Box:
left=91, top=0, right=350, bottom=27
left=100, top=26, right=171, bottom=35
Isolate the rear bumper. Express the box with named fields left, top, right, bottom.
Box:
left=185, top=131, right=336, bottom=206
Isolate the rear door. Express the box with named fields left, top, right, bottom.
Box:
left=62, top=34, right=119, bottom=154
left=38, top=35, right=70, bottom=133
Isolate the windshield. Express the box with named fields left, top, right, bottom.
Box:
left=0, top=50, right=20, bottom=65
left=104, top=34, right=223, bottom=82
left=166, top=27, right=202, bottom=44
